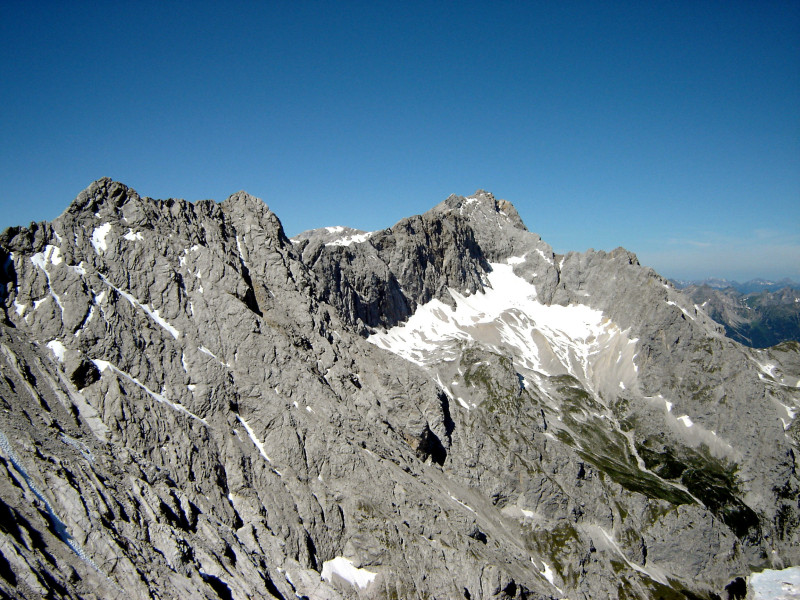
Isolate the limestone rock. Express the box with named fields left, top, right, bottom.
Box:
left=0, top=181, right=797, bottom=599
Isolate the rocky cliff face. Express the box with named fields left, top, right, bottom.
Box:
left=0, top=180, right=798, bottom=599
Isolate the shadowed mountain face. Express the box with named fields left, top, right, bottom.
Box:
left=0, top=179, right=798, bottom=599
left=680, top=284, right=800, bottom=348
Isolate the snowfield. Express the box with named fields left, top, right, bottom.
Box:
left=369, top=263, right=639, bottom=396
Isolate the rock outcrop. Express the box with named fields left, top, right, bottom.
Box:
left=0, top=179, right=798, bottom=599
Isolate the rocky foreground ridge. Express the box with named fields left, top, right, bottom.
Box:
left=0, top=179, right=798, bottom=599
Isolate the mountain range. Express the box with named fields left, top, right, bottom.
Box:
left=0, top=179, right=798, bottom=599
left=679, top=285, right=800, bottom=349
left=670, top=279, right=800, bottom=295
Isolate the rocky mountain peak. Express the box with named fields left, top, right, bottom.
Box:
left=221, top=190, right=292, bottom=252
left=66, top=177, right=135, bottom=216
left=436, top=190, right=528, bottom=233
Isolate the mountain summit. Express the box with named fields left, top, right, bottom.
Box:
left=0, top=180, right=798, bottom=599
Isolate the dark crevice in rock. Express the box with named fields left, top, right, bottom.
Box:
left=236, top=261, right=262, bottom=317
left=438, top=390, right=455, bottom=443
left=200, top=572, right=234, bottom=600
left=263, top=571, right=286, bottom=600
left=0, top=549, right=15, bottom=586
left=415, top=424, right=447, bottom=466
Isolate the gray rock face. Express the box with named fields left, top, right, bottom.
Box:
left=0, top=179, right=798, bottom=599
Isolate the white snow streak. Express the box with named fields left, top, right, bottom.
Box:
left=538, top=561, right=561, bottom=592
left=593, top=526, right=669, bottom=585
left=199, top=346, right=230, bottom=368
left=31, top=244, right=62, bottom=267
left=30, top=245, right=64, bottom=314
left=449, top=494, right=475, bottom=513
left=236, top=415, right=271, bottom=462
left=666, top=300, right=695, bottom=320
left=123, top=229, right=143, bottom=241
left=535, top=248, right=553, bottom=264
left=91, top=359, right=207, bottom=424
left=99, top=276, right=180, bottom=339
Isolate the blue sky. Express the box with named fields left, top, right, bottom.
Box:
left=1, top=1, right=798, bottom=281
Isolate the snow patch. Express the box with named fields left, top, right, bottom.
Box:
left=30, top=245, right=65, bottom=314
left=46, top=340, right=66, bottom=362
left=538, top=561, right=561, bottom=592
left=677, top=415, right=694, bottom=428
left=91, top=223, right=112, bottom=253
left=368, top=263, right=637, bottom=394
left=535, top=248, right=553, bottom=264
left=123, top=229, right=143, bottom=241
left=31, top=245, right=63, bottom=268
left=756, top=360, right=778, bottom=378
left=326, top=231, right=375, bottom=247
left=750, top=566, right=800, bottom=600
left=321, top=557, right=377, bottom=590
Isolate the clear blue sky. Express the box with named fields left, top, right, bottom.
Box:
left=1, top=1, right=798, bottom=282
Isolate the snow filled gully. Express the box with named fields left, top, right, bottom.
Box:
left=368, top=262, right=639, bottom=399
left=0, top=430, right=120, bottom=591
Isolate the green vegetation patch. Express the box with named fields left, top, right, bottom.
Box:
left=636, top=437, right=760, bottom=539
left=523, top=521, right=582, bottom=588
left=460, top=347, right=538, bottom=416
left=547, top=376, right=695, bottom=506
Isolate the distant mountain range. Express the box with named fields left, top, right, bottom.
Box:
left=670, top=277, right=800, bottom=295
left=678, top=283, right=800, bottom=348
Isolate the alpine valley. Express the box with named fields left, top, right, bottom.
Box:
left=0, top=179, right=798, bottom=600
